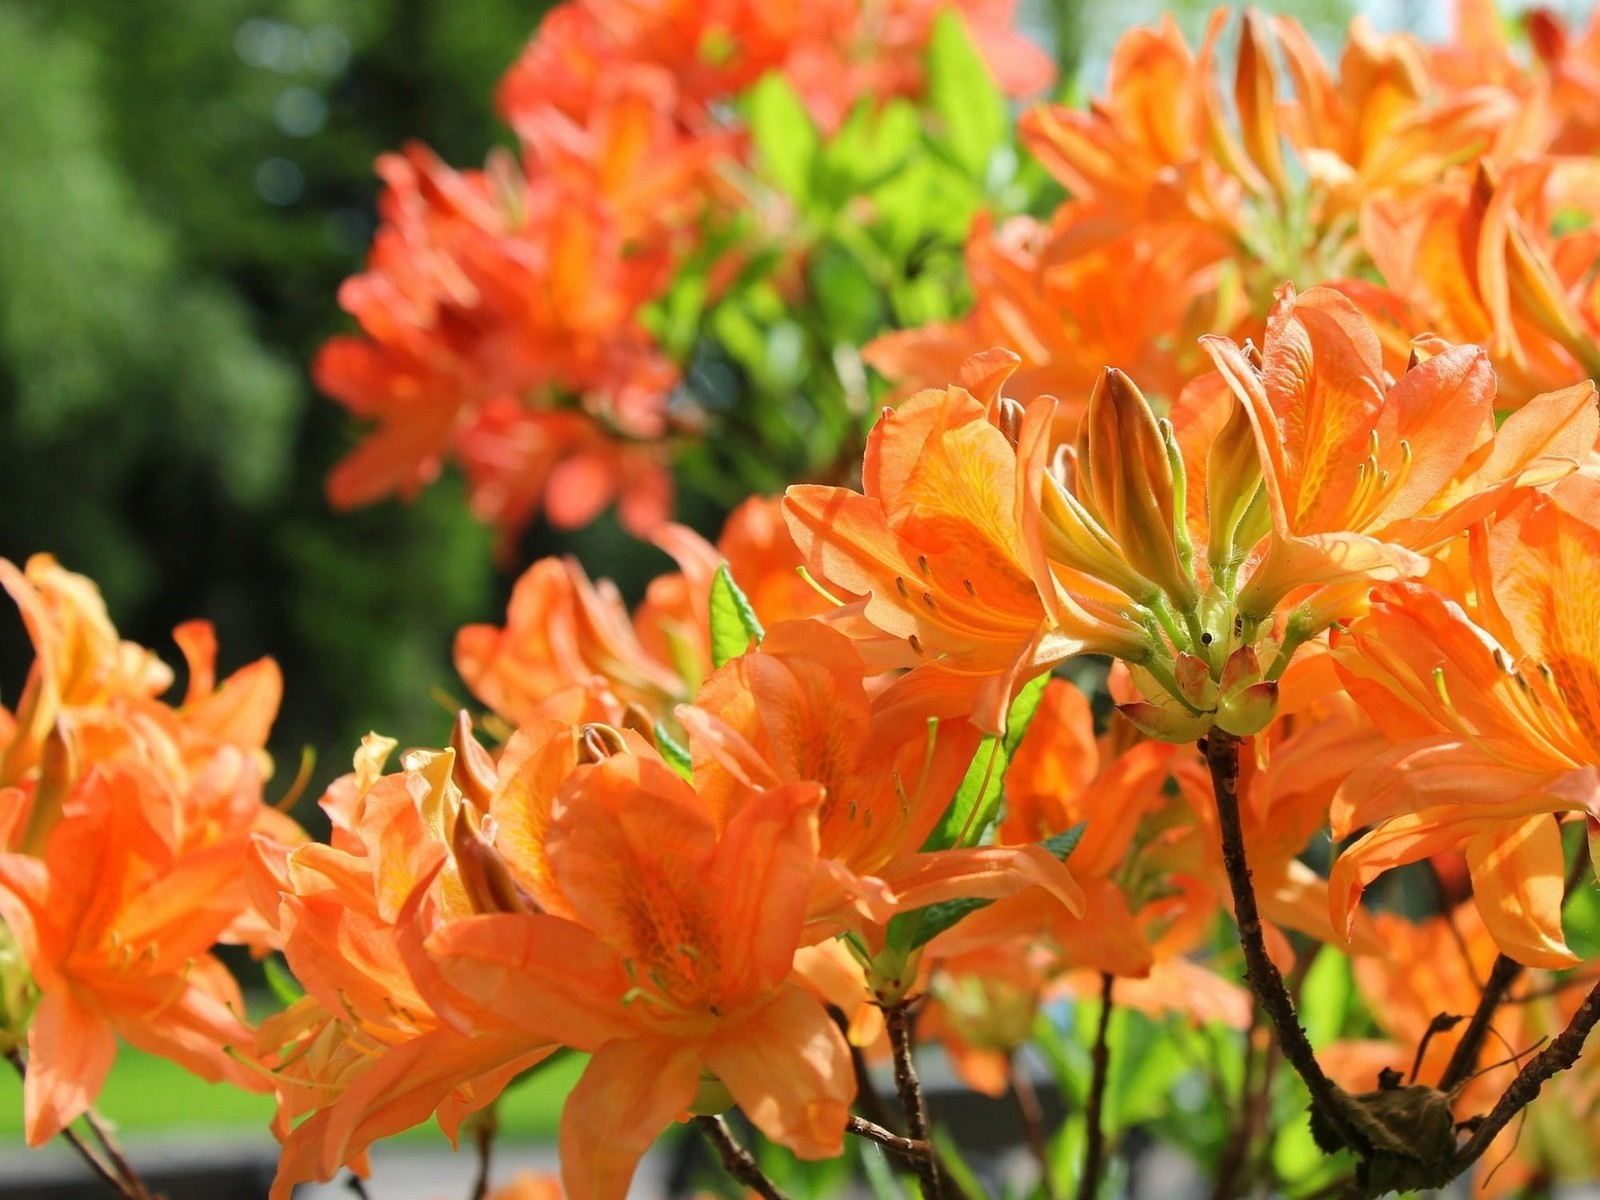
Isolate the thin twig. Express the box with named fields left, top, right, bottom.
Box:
left=1076, top=973, right=1114, bottom=1200
left=830, top=1005, right=899, bottom=1136
left=1210, top=1004, right=1261, bottom=1200
left=846, top=1114, right=930, bottom=1158
left=1203, top=731, right=1368, bottom=1156
left=696, top=1115, right=788, bottom=1200
left=1011, top=1051, right=1058, bottom=1200
left=5, top=1050, right=141, bottom=1199
left=82, top=1110, right=154, bottom=1200
left=1439, top=957, right=1521, bottom=1093
left=467, top=1102, right=498, bottom=1200
left=883, top=1000, right=943, bottom=1200
left=1454, top=977, right=1600, bottom=1169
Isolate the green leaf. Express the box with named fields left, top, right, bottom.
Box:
left=922, top=672, right=1051, bottom=852
left=654, top=721, right=693, bottom=782
left=263, top=954, right=303, bottom=1007
left=1041, top=823, right=1086, bottom=862
left=1005, top=671, right=1052, bottom=757
left=1299, top=944, right=1355, bottom=1046
left=709, top=563, right=764, bottom=668
left=925, top=10, right=1007, bottom=179
left=748, top=72, right=818, bottom=203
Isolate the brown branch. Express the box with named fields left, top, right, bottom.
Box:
left=81, top=1110, right=154, bottom=1200
left=5, top=1050, right=146, bottom=1200
left=1440, top=823, right=1590, bottom=1093
left=1076, top=973, right=1114, bottom=1200
left=883, top=1000, right=943, bottom=1200
left=1453, top=977, right=1600, bottom=1170
left=830, top=1005, right=898, bottom=1136
left=1439, top=957, right=1521, bottom=1093
left=696, top=1115, right=788, bottom=1200
left=466, top=1102, right=498, bottom=1200
left=1210, top=1007, right=1261, bottom=1200
left=1011, top=1051, right=1058, bottom=1200
left=846, top=1114, right=929, bottom=1159
left=1203, top=731, right=1368, bottom=1156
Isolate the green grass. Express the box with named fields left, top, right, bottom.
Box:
left=0, top=1043, right=583, bottom=1143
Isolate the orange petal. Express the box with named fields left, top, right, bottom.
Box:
left=1464, top=815, right=1578, bottom=968
left=558, top=1037, right=702, bottom=1200
left=23, top=988, right=116, bottom=1146
left=703, top=983, right=853, bottom=1159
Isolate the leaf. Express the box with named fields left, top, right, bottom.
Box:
left=263, top=954, right=304, bottom=1007
left=747, top=72, right=818, bottom=203
left=654, top=721, right=694, bottom=782
left=709, top=563, right=764, bottom=668
left=922, top=673, right=1051, bottom=852
left=1298, top=945, right=1354, bottom=1046
left=925, top=10, right=1007, bottom=179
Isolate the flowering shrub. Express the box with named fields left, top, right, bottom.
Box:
left=8, top=3, right=1600, bottom=1200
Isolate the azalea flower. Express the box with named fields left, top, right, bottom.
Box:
left=1329, top=475, right=1600, bottom=965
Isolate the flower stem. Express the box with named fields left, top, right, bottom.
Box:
left=5, top=1050, right=146, bottom=1200
left=846, top=1114, right=929, bottom=1159
left=696, top=1115, right=788, bottom=1200
left=466, top=1100, right=498, bottom=1200
left=1453, top=977, right=1600, bottom=1170
left=883, top=999, right=943, bottom=1200
left=1076, top=973, right=1115, bottom=1200
left=1203, top=730, right=1368, bottom=1156
left=1010, top=1051, right=1057, bottom=1200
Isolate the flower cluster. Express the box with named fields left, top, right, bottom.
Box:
left=12, top=4, right=1600, bottom=1200
left=0, top=556, right=302, bottom=1144
left=317, top=0, right=1049, bottom=554
left=871, top=2, right=1600, bottom=420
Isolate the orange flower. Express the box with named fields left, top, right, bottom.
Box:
left=317, top=143, right=680, bottom=548
left=1360, top=159, right=1600, bottom=404
left=456, top=498, right=838, bottom=730
left=785, top=354, right=1149, bottom=733
left=423, top=731, right=854, bottom=1200
left=0, top=555, right=281, bottom=798
left=1328, top=476, right=1600, bottom=965
left=263, top=733, right=555, bottom=1199
left=1019, top=14, right=1241, bottom=232
left=681, top=620, right=1083, bottom=941
left=866, top=210, right=1237, bottom=417
left=0, top=762, right=270, bottom=1145
left=1201, top=284, right=1595, bottom=620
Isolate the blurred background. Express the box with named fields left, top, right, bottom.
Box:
left=0, top=0, right=1585, bottom=1185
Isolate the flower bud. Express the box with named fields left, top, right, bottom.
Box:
left=1214, top=680, right=1279, bottom=736
left=1116, top=700, right=1213, bottom=744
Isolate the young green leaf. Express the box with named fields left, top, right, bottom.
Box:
left=925, top=10, right=1007, bottom=179
left=654, top=721, right=694, bottom=782
left=922, top=672, right=1051, bottom=852
left=748, top=72, right=819, bottom=203
left=263, top=954, right=304, bottom=1007
left=709, top=563, right=764, bottom=668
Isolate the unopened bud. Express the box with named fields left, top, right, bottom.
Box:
left=1116, top=700, right=1213, bottom=744
left=1214, top=680, right=1279, bottom=736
